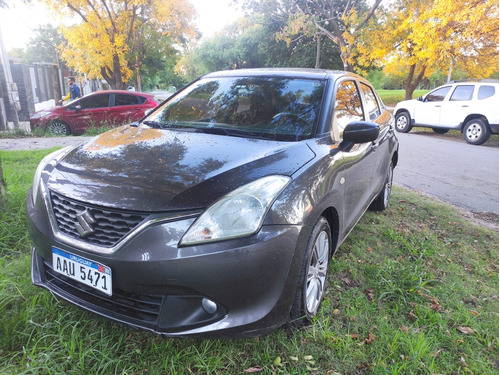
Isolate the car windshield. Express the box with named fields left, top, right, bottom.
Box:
left=144, top=76, right=326, bottom=141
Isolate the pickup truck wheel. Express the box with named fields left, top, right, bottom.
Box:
left=395, top=112, right=412, bottom=133
left=432, top=128, right=449, bottom=134
left=290, top=217, right=331, bottom=327
left=463, top=119, right=490, bottom=145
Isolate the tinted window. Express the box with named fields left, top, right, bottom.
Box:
left=115, top=94, right=139, bottom=106
left=78, top=94, right=110, bottom=109
left=450, top=85, right=474, bottom=101
left=148, top=77, right=325, bottom=141
left=360, top=83, right=381, bottom=120
left=335, top=80, right=363, bottom=131
left=425, top=86, right=451, bottom=102
left=478, top=85, right=495, bottom=100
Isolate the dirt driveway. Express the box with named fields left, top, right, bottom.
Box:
left=0, top=136, right=94, bottom=151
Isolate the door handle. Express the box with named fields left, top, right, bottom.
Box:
left=435, top=105, right=442, bottom=108
left=371, top=142, right=379, bottom=152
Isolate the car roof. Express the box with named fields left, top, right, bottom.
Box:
left=83, top=90, right=155, bottom=98
left=202, top=68, right=361, bottom=81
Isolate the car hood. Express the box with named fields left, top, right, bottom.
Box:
left=395, top=99, right=418, bottom=111
left=46, top=125, right=315, bottom=211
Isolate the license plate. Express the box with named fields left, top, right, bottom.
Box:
left=52, top=248, right=112, bottom=296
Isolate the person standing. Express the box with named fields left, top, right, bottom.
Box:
left=58, top=76, right=82, bottom=104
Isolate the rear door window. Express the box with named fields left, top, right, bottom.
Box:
left=115, top=94, right=140, bottom=106
left=360, top=83, right=381, bottom=120
left=450, top=85, right=474, bottom=101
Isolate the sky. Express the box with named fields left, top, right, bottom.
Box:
left=0, top=0, right=244, bottom=51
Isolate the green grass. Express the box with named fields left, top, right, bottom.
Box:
left=378, top=89, right=429, bottom=107
left=0, top=149, right=498, bottom=374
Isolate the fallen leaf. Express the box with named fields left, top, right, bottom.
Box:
left=431, top=349, right=443, bottom=358
left=244, top=366, right=264, bottom=373
left=273, top=357, right=282, bottom=367
left=469, top=310, right=480, bottom=317
left=333, top=309, right=340, bottom=315
left=400, top=325, right=408, bottom=333
left=365, top=333, right=376, bottom=344
left=365, top=289, right=375, bottom=302
left=460, top=356, right=469, bottom=367
left=289, top=356, right=299, bottom=362
left=408, top=310, right=418, bottom=321
left=457, top=326, right=477, bottom=335
left=343, top=277, right=352, bottom=286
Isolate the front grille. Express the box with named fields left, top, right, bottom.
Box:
left=50, top=192, right=148, bottom=247
left=44, top=260, right=163, bottom=324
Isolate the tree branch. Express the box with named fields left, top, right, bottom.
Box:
left=66, top=1, right=89, bottom=23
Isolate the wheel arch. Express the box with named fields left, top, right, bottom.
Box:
left=395, top=108, right=412, bottom=120
left=319, top=207, right=339, bottom=256
left=460, top=114, right=489, bottom=132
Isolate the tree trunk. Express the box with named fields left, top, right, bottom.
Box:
left=100, top=53, right=127, bottom=90
left=404, top=64, right=427, bottom=100
left=315, top=34, right=321, bottom=69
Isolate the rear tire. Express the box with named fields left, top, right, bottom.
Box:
left=46, top=120, right=71, bottom=136
left=395, top=112, right=412, bottom=133
left=463, top=119, right=490, bottom=145
left=369, top=161, right=394, bottom=211
left=290, top=217, right=332, bottom=327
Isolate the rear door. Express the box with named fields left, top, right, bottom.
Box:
left=438, top=85, right=475, bottom=128
left=359, top=81, right=392, bottom=197
left=110, top=93, right=149, bottom=125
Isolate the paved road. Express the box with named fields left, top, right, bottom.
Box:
left=394, top=132, right=499, bottom=214
left=1, top=133, right=498, bottom=214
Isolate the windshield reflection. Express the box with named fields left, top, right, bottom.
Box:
left=146, top=77, right=325, bottom=141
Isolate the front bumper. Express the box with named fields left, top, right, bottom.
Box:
left=27, top=190, right=307, bottom=337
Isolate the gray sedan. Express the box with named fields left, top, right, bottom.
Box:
left=28, top=68, right=399, bottom=337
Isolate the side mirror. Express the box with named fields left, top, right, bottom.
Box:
left=75, top=105, right=82, bottom=112
left=417, top=96, right=423, bottom=101
left=332, top=121, right=380, bottom=155
left=343, top=121, right=380, bottom=143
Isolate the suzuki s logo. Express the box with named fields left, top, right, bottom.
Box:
left=75, top=209, right=96, bottom=237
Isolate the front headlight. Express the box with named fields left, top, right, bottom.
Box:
left=180, top=175, right=291, bottom=245
left=31, top=146, right=76, bottom=205
left=30, top=110, right=52, bottom=119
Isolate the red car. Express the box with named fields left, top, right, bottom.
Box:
left=30, top=90, right=159, bottom=135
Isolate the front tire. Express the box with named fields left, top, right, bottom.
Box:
left=369, top=161, right=394, bottom=211
left=395, top=111, right=412, bottom=133
left=463, top=119, right=490, bottom=145
left=290, top=217, right=332, bottom=326
left=46, top=120, right=71, bottom=136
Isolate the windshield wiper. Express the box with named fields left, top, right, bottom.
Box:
left=197, top=127, right=268, bottom=139
left=142, top=120, right=164, bottom=129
